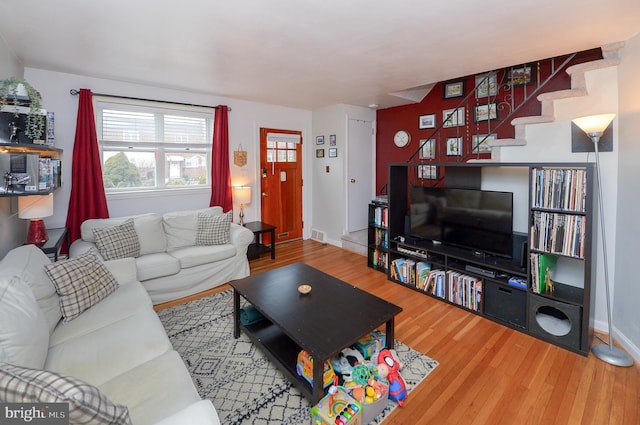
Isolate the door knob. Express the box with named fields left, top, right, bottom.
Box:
left=350, top=178, right=356, bottom=183
left=262, top=192, right=268, bottom=197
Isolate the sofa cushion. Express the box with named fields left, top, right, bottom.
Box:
left=163, top=207, right=224, bottom=250
left=135, top=253, right=181, bottom=281
left=0, top=275, right=49, bottom=369
left=93, top=219, right=141, bottom=260
left=196, top=211, right=232, bottom=246
left=45, top=309, right=173, bottom=386
left=0, top=245, right=61, bottom=333
left=98, top=351, right=201, bottom=425
left=0, top=362, right=131, bottom=425
left=82, top=213, right=167, bottom=255
left=49, top=282, right=152, bottom=347
left=169, top=245, right=237, bottom=269
left=44, top=250, right=119, bottom=323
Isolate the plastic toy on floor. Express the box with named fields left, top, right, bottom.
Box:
left=311, top=385, right=363, bottom=425
left=376, top=348, right=407, bottom=406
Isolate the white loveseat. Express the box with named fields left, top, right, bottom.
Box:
left=70, top=206, right=254, bottom=305
left=0, top=245, right=221, bottom=425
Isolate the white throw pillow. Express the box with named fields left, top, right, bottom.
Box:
left=163, top=206, right=224, bottom=250
left=0, top=275, right=49, bottom=369
left=93, top=219, right=141, bottom=261
left=0, top=245, right=61, bottom=334
left=131, top=213, right=167, bottom=255
left=44, top=250, right=119, bottom=323
left=0, top=362, right=132, bottom=424
left=196, top=211, right=232, bottom=245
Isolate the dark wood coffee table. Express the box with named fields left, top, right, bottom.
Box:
left=230, top=262, right=402, bottom=403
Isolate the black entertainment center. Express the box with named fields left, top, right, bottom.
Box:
left=375, top=161, right=596, bottom=355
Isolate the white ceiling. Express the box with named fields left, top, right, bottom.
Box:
left=0, top=0, right=639, bottom=110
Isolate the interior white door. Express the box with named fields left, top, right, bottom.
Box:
left=347, top=118, right=374, bottom=232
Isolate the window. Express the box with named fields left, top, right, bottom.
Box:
left=95, top=98, right=213, bottom=194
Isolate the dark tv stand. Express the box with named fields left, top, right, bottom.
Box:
left=386, top=162, right=595, bottom=356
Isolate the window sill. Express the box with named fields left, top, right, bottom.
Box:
left=106, top=186, right=210, bottom=200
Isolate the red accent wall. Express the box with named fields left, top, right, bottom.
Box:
left=375, top=48, right=602, bottom=194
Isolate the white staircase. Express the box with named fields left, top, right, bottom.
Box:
left=485, top=42, right=624, bottom=159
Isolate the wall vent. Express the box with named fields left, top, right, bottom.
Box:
left=310, top=229, right=327, bottom=244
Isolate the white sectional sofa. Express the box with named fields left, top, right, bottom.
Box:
left=0, top=244, right=221, bottom=425
left=70, top=206, right=254, bottom=305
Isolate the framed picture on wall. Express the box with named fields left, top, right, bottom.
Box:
left=444, top=81, right=465, bottom=99
left=472, top=134, right=496, bottom=153
left=418, top=139, right=436, bottom=159
left=328, top=148, right=337, bottom=158
left=443, top=107, right=465, bottom=127
left=475, top=72, right=498, bottom=98
left=446, top=137, right=462, bottom=156
left=329, top=134, right=336, bottom=146
left=474, top=102, right=498, bottom=122
left=419, top=113, right=436, bottom=129
left=507, top=65, right=533, bottom=86
left=316, top=135, right=324, bottom=145
left=417, top=165, right=438, bottom=180
left=316, top=148, right=324, bottom=158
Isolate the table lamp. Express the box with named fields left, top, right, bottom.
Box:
left=233, top=186, right=251, bottom=226
left=18, top=193, right=54, bottom=247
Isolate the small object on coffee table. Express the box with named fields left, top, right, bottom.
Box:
left=298, top=284, right=312, bottom=294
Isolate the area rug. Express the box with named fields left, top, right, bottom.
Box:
left=157, top=289, right=439, bottom=424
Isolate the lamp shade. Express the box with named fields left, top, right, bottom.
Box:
left=18, top=194, right=54, bottom=219
left=233, top=186, right=251, bottom=205
left=572, top=114, right=616, bottom=135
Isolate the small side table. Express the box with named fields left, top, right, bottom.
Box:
left=243, top=221, right=276, bottom=260
left=40, top=227, right=68, bottom=261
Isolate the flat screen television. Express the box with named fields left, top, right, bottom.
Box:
left=409, top=186, right=514, bottom=258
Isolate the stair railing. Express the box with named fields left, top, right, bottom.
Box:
left=407, top=53, right=579, bottom=171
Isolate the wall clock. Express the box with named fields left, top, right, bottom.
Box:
left=393, top=130, right=411, bottom=148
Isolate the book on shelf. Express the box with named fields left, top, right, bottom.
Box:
left=372, top=205, right=388, bottom=228
left=531, top=167, right=586, bottom=212
left=416, top=262, right=431, bottom=290
left=446, top=270, right=482, bottom=311
left=529, top=253, right=557, bottom=294
left=530, top=211, right=586, bottom=258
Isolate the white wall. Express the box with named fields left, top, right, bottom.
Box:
left=0, top=35, right=26, bottom=258
left=311, top=104, right=375, bottom=245
left=614, top=34, right=640, bottom=360
left=23, top=68, right=313, bottom=237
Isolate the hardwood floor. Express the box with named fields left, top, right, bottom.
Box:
left=156, top=240, right=640, bottom=425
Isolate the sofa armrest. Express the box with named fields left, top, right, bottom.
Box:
left=69, top=239, right=104, bottom=259
left=152, top=400, right=221, bottom=425
left=229, top=223, right=254, bottom=253
left=102, top=258, right=138, bottom=285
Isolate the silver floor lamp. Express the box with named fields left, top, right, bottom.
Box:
left=572, top=113, right=634, bottom=367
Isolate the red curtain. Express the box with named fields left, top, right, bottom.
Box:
left=63, top=88, right=109, bottom=252
left=209, top=105, right=232, bottom=211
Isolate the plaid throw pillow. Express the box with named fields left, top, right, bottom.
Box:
left=44, top=250, right=119, bottom=323
left=0, top=362, right=132, bottom=424
left=93, top=219, right=140, bottom=261
left=196, top=211, right=232, bottom=246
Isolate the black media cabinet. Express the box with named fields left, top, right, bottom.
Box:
left=385, top=162, right=596, bottom=356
